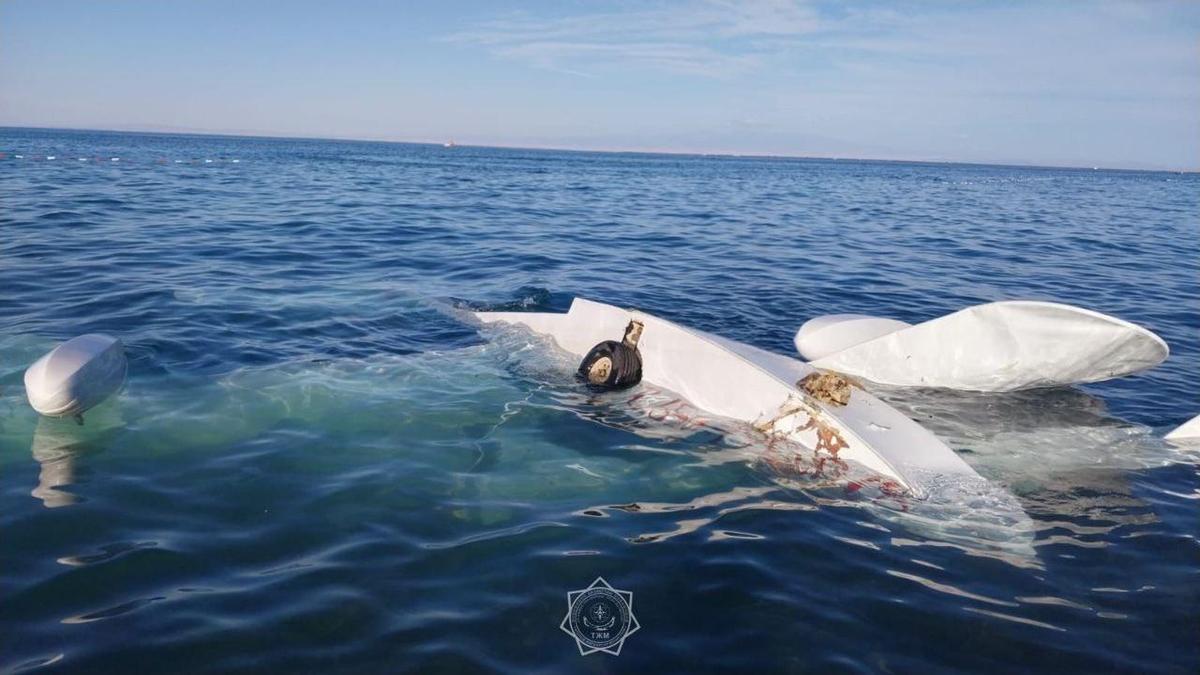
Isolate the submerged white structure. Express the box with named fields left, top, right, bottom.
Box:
left=476, top=298, right=996, bottom=499
left=1165, top=414, right=1200, bottom=442
left=24, top=334, right=127, bottom=418
left=796, top=301, right=1167, bottom=392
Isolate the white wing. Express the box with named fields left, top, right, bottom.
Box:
left=810, top=301, right=1167, bottom=392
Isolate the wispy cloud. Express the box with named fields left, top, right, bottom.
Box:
left=491, top=41, right=761, bottom=78
left=445, top=0, right=820, bottom=77
left=3, top=0, right=1191, bottom=167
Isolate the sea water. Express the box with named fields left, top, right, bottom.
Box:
left=1, top=128, right=1197, bottom=673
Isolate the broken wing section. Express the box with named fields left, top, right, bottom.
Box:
left=811, top=301, right=1168, bottom=392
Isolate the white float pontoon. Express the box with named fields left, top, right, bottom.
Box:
left=24, top=334, right=127, bottom=418
left=797, top=301, right=1168, bottom=392
left=476, top=298, right=989, bottom=498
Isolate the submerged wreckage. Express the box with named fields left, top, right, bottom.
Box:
left=17, top=297, right=1195, bottom=501
left=476, top=297, right=1184, bottom=499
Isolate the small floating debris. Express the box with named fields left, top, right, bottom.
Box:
left=46, top=155, right=56, bottom=160
left=110, top=157, right=119, bottom=162
left=204, top=159, right=212, bottom=163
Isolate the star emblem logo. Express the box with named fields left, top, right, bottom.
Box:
left=560, top=577, right=640, bottom=656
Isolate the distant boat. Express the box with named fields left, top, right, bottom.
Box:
left=443, top=140, right=456, bottom=148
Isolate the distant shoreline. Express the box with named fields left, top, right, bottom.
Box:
left=1, top=124, right=1194, bottom=175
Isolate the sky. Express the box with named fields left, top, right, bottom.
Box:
left=1, top=0, right=1197, bottom=170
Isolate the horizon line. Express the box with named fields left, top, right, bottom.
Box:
left=1, top=124, right=1195, bottom=175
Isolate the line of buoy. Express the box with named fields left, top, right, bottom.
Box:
left=2, top=153, right=243, bottom=165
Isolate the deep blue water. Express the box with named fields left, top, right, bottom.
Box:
left=1, top=127, right=1197, bottom=674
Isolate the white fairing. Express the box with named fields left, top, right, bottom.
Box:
left=794, top=314, right=911, bottom=361
left=476, top=298, right=985, bottom=498
left=24, top=334, right=127, bottom=417
left=810, top=301, right=1168, bottom=392
left=1165, top=414, right=1200, bottom=441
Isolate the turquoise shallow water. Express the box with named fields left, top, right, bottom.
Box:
left=1, top=127, right=1198, bottom=673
